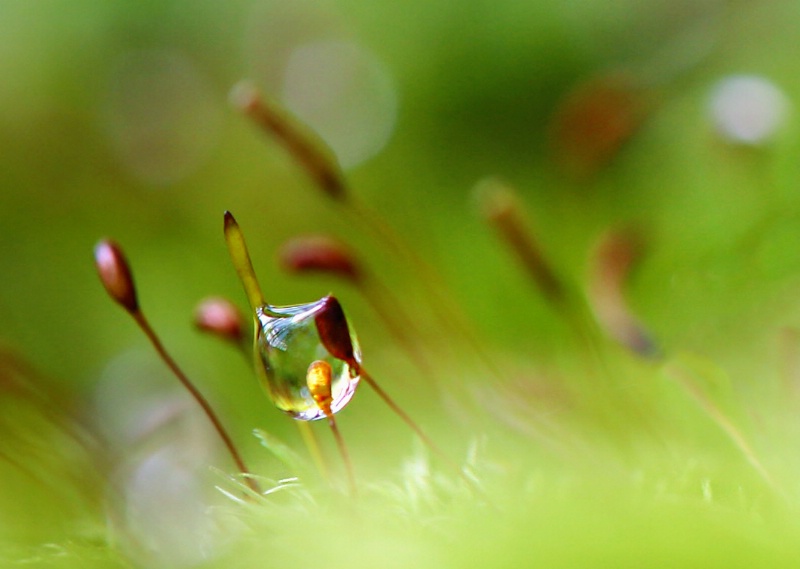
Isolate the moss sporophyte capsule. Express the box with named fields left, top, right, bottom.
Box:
left=255, top=298, right=361, bottom=421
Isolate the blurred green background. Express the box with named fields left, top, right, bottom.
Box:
left=4, top=0, right=800, bottom=393
left=3, top=0, right=800, bottom=565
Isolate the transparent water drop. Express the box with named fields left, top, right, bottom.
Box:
left=255, top=297, right=361, bottom=421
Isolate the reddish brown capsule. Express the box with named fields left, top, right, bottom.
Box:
left=278, top=236, right=361, bottom=282
left=314, top=296, right=359, bottom=369
left=94, top=239, right=139, bottom=313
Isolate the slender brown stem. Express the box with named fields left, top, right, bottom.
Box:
left=476, top=179, right=565, bottom=308
left=327, top=416, right=357, bottom=497
left=133, top=310, right=260, bottom=495
left=231, top=83, right=346, bottom=201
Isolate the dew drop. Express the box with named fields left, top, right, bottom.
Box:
left=255, top=297, right=361, bottom=421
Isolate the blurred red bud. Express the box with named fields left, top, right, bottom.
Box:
left=278, top=235, right=361, bottom=282
left=194, top=297, right=246, bottom=345
left=94, top=239, right=139, bottom=313
left=550, top=72, right=647, bottom=177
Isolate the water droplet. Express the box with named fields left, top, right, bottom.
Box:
left=255, top=297, right=361, bottom=421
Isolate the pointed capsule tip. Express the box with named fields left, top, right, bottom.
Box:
left=94, top=239, right=139, bottom=313
left=223, top=210, right=237, bottom=231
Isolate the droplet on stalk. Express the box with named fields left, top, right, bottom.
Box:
left=225, top=211, right=361, bottom=491
left=226, top=211, right=488, bottom=500
left=255, top=296, right=361, bottom=421
left=224, top=212, right=362, bottom=421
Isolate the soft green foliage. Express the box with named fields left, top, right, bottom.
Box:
left=3, top=0, right=800, bottom=567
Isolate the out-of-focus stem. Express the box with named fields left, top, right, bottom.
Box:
left=95, top=240, right=260, bottom=496
left=230, top=81, right=346, bottom=201
left=132, top=311, right=261, bottom=495
left=588, top=229, right=657, bottom=357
